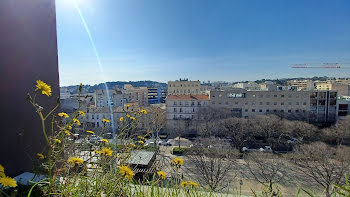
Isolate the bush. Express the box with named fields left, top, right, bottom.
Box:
left=172, top=147, right=187, bottom=155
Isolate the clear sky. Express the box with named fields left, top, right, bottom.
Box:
left=56, top=0, right=350, bottom=86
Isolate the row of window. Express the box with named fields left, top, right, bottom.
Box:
left=244, top=109, right=307, bottom=113
left=211, top=101, right=308, bottom=106
left=173, top=108, right=195, bottom=113
left=169, top=84, right=199, bottom=87
left=172, top=89, right=200, bottom=93
left=172, top=101, right=203, bottom=106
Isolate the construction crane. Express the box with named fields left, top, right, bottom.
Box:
left=291, top=63, right=350, bottom=69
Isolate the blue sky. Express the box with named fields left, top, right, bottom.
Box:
left=56, top=0, right=350, bottom=86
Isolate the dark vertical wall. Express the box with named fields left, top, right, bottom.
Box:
left=0, top=0, right=59, bottom=176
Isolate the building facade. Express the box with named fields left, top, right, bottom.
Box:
left=209, top=89, right=338, bottom=124
left=168, top=79, right=201, bottom=95
left=124, top=84, right=148, bottom=106
left=95, top=89, right=127, bottom=108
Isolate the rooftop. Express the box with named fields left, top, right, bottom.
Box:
left=166, top=95, right=209, bottom=101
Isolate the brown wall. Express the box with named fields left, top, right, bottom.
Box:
left=0, top=0, right=59, bottom=176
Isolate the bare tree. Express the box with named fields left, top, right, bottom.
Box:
left=251, top=115, right=290, bottom=148
left=321, top=116, right=350, bottom=145
left=244, top=152, right=287, bottom=193
left=184, top=138, right=238, bottom=192
left=198, top=106, right=231, bottom=137
left=292, top=142, right=350, bottom=197
left=285, top=120, right=319, bottom=143
left=221, top=117, right=251, bottom=150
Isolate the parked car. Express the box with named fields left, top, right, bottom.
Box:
left=89, top=135, right=99, bottom=143
left=287, top=138, right=300, bottom=144
left=259, top=146, right=272, bottom=153
left=159, top=139, right=172, bottom=146
left=103, top=132, right=113, bottom=139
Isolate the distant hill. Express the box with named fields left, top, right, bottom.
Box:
left=62, top=81, right=167, bottom=94
left=253, top=76, right=330, bottom=86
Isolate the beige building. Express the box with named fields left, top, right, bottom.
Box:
left=287, top=80, right=314, bottom=91
left=168, top=79, right=201, bottom=95
left=210, top=88, right=338, bottom=123
left=124, top=84, right=149, bottom=106
left=165, top=94, right=210, bottom=136
left=95, top=89, right=127, bottom=107
left=314, top=81, right=350, bottom=96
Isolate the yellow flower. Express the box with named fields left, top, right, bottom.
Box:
left=0, top=164, right=4, bottom=173
left=126, top=114, right=131, bottom=118
left=130, top=144, right=136, bottom=148
left=171, top=157, right=183, bottom=168
left=35, top=80, right=52, bottom=96
left=0, top=164, right=4, bottom=177
left=102, top=139, right=109, bottom=144
left=86, top=130, right=94, bottom=134
left=138, top=140, right=144, bottom=144
left=0, top=176, right=17, bottom=188
left=96, top=147, right=113, bottom=156
left=58, top=112, right=69, bottom=118
left=119, top=117, right=124, bottom=121
left=130, top=117, right=136, bottom=120
left=37, top=153, right=44, bottom=160
left=102, top=118, right=110, bottom=123
left=134, top=112, right=138, bottom=115
left=180, top=180, right=198, bottom=187
left=55, top=139, right=61, bottom=144
left=137, top=136, right=146, bottom=140
left=68, top=157, right=84, bottom=165
left=73, top=118, right=81, bottom=126
left=114, top=155, right=119, bottom=159
left=78, top=111, right=85, bottom=116
left=64, top=130, right=71, bottom=135
left=67, top=125, right=72, bottom=130
left=126, top=104, right=130, bottom=108
left=157, top=171, right=166, bottom=180
left=118, top=165, right=134, bottom=181
left=140, top=109, right=148, bottom=114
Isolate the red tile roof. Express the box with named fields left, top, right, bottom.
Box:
left=166, top=94, right=209, bottom=100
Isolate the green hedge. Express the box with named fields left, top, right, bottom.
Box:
left=172, top=147, right=187, bottom=155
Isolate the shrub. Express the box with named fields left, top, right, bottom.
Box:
left=172, top=147, right=187, bottom=155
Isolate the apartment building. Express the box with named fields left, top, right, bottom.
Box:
left=95, top=89, right=127, bottom=107
left=287, top=80, right=314, bottom=91
left=124, top=84, right=148, bottom=106
left=165, top=94, right=210, bottom=136
left=166, top=95, right=210, bottom=120
left=314, top=81, right=350, bottom=97
left=168, top=78, right=201, bottom=95
left=148, top=87, right=167, bottom=104
left=233, top=82, right=261, bottom=90
left=210, top=89, right=338, bottom=123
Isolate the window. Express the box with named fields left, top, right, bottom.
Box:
left=174, top=101, right=177, bottom=105
left=259, top=95, right=263, bottom=98
left=296, top=102, right=299, bottom=105
left=259, top=109, right=262, bottom=112
left=288, top=95, right=292, bottom=98
left=173, top=108, right=177, bottom=112
left=296, top=109, right=299, bottom=113
left=281, top=95, right=285, bottom=98
left=252, top=109, right=255, bottom=112
left=274, top=102, right=277, bottom=105
left=97, top=122, right=99, bottom=127
left=288, top=102, right=292, bottom=105
left=274, top=95, right=277, bottom=97
left=96, top=115, right=99, bottom=119
left=273, top=109, right=277, bottom=112
left=225, top=102, right=228, bottom=105
left=192, top=108, right=195, bottom=112
left=266, top=95, right=270, bottom=98
left=245, top=109, right=248, bottom=112
left=212, top=102, right=215, bottom=104
left=266, top=109, right=270, bottom=112
left=259, top=102, right=263, bottom=105
left=281, top=102, right=284, bottom=105
left=288, top=109, right=291, bottom=113
left=92, top=114, right=95, bottom=119
left=252, top=102, right=255, bottom=105
left=245, top=102, right=248, bottom=105
left=235, top=102, right=238, bottom=104
left=180, top=108, right=182, bottom=112
left=281, top=110, right=284, bottom=112
left=303, top=102, right=306, bottom=105
left=266, top=102, right=270, bottom=105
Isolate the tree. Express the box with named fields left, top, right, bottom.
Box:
left=250, top=115, right=289, bottom=148
left=244, top=152, right=287, bottom=193
left=292, top=142, right=350, bottom=197
left=184, top=138, right=238, bottom=191
left=221, top=117, right=251, bottom=150
left=198, top=106, right=231, bottom=137
left=321, top=116, right=350, bottom=145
